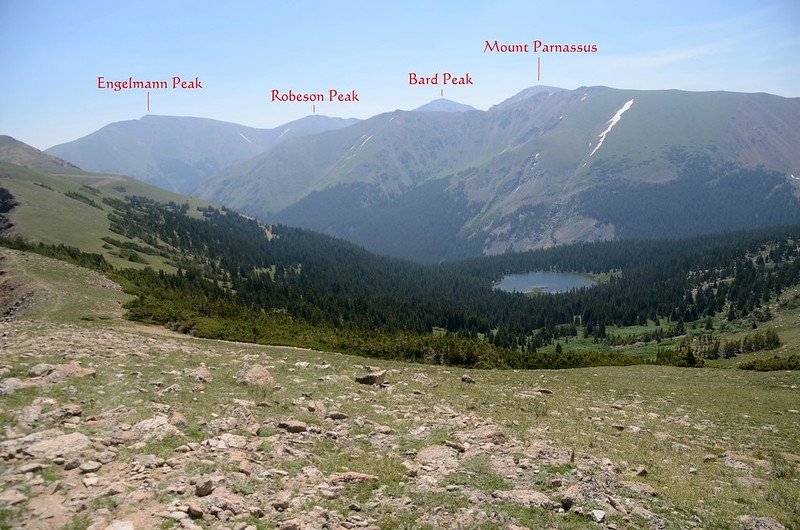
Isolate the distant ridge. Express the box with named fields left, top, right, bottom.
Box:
left=45, top=115, right=360, bottom=193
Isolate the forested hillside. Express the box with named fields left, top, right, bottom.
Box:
left=7, top=193, right=796, bottom=369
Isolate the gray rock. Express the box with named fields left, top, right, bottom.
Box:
left=461, top=374, right=475, bottom=384
left=18, top=462, right=44, bottom=473
left=80, top=461, right=102, bottom=473
left=29, top=363, right=54, bottom=377
left=190, top=366, right=211, bottom=382
left=195, top=479, right=214, bottom=497
left=133, top=415, right=181, bottom=441
left=278, top=420, right=308, bottom=433
left=589, top=509, right=606, bottom=523
left=236, top=364, right=274, bottom=386
left=187, top=500, right=204, bottom=517
left=0, top=377, right=23, bottom=395
left=25, top=432, right=90, bottom=459
left=561, top=483, right=584, bottom=510
left=355, top=370, right=386, bottom=386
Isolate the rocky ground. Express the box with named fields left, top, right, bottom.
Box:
left=0, top=249, right=797, bottom=530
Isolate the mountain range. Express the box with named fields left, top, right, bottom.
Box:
left=196, top=86, right=800, bottom=262
left=45, top=114, right=359, bottom=193
left=39, top=86, right=800, bottom=263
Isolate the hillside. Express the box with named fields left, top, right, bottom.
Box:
left=196, top=86, right=800, bottom=263
left=0, top=135, right=80, bottom=172
left=0, top=138, right=211, bottom=270
left=0, top=247, right=797, bottom=529
left=45, top=115, right=359, bottom=193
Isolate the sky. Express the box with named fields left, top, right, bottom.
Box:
left=0, top=0, right=798, bottom=150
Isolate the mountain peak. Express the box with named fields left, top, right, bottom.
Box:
left=490, top=85, right=568, bottom=110
left=414, top=99, right=477, bottom=113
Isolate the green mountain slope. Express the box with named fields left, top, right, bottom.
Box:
left=45, top=114, right=359, bottom=193
left=0, top=137, right=210, bottom=269
left=196, top=86, right=800, bottom=263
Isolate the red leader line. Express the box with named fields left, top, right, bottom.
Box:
left=537, top=57, right=541, bottom=81
left=312, top=104, right=316, bottom=113
left=146, top=92, right=150, bottom=112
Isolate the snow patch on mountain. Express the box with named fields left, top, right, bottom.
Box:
left=589, top=99, right=634, bottom=157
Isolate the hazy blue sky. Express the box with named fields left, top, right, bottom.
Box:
left=1, top=0, right=797, bottom=149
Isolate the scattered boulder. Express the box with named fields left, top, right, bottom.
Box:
left=79, top=461, right=102, bottom=473
left=134, top=454, right=162, bottom=468
left=589, top=509, right=606, bottom=523
left=278, top=420, right=308, bottom=433
left=195, top=479, right=214, bottom=497
left=471, top=425, right=506, bottom=445
left=42, top=362, right=96, bottom=383
left=0, top=377, right=23, bottom=395
left=272, top=494, right=291, bottom=511
left=561, top=483, right=584, bottom=510
left=133, top=415, right=182, bottom=442
left=355, top=370, right=386, bottom=386
left=18, top=462, right=44, bottom=473
left=187, top=500, right=204, bottom=517
left=190, top=366, right=211, bottom=382
left=461, top=374, right=475, bottom=384
left=327, top=411, right=348, bottom=420
left=24, top=432, right=90, bottom=459
left=218, top=433, right=248, bottom=448
left=236, top=364, right=274, bottom=386
left=28, top=363, right=54, bottom=377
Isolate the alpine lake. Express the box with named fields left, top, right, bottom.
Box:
left=495, top=271, right=597, bottom=294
